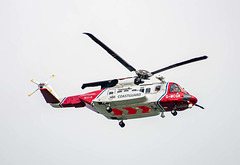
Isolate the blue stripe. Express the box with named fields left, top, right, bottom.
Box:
left=97, top=88, right=107, bottom=99
left=59, top=97, right=66, bottom=108
left=91, top=88, right=107, bottom=105
left=157, top=82, right=169, bottom=111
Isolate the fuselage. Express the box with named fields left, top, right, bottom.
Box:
left=49, top=77, right=198, bottom=120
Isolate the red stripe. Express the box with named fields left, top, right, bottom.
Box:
left=137, top=106, right=151, bottom=113
left=123, top=107, right=137, bottom=115
left=112, top=109, right=123, bottom=116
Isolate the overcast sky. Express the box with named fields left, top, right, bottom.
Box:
left=1, top=0, right=240, bottom=165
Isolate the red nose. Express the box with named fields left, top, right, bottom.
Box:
left=190, top=95, right=198, bottom=105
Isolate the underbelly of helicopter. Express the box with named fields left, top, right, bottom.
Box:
left=92, top=102, right=162, bottom=120
left=159, top=101, right=189, bottom=111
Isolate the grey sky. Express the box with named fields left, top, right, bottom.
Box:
left=0, top=0, right=240, bottom=165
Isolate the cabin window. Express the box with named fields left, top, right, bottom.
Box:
left=170, top=84, right=181, bottom=93
left=108, top=90, right=115, bottom=95
left=155, top=85, right=161, bottom=92
left=140, top=88, right=144, bottom=93
left=117, top=90, right=122, bottom=93
left=146, top=88, right=151, bottom=93
left=124, top=89, right=129, bottom=92
left=132, top=89, right=138, bottom=92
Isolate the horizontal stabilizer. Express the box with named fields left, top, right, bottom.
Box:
left=60, top=96, right=86, bottom=108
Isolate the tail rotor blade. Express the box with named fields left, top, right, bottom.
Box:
left=28, top=87, right=40, bottom=96
left=45, top=74, right=55, bottom=84
left=31, top=79, right=40, bottom=85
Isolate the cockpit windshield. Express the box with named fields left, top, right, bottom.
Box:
left=178, top=85, right=187, bottom=93
left=169, top=84, right=181, bottom=93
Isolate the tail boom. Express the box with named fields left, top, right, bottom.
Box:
left=58, top=96, right=86, bottom=108
left=40, top=88, right=86, bottom=108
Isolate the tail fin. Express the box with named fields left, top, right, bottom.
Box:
left=40, top=87, right=60, bottom=103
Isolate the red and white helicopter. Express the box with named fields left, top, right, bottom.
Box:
left=29, top=33, right=207, bottom=128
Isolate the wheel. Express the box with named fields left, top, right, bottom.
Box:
left=160, top=112, right=165, bottom=118
left=106, top=106, right=112, bottom=113
left=119, top=120, right=125, bottom=128
left=171, top=110, right=178, bottom=116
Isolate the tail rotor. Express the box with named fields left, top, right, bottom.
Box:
left=28, top=75, right=55, bottom=96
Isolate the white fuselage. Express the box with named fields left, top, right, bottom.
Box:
left=92, top=77, right=168, bottom=120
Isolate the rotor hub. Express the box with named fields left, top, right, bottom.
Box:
left=136, top=70, right=152, bottom=79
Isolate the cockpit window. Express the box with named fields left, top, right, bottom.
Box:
left=140, top=88, right=144, bottom=93
left=178, top=85, right=186, bottom=93
left=170, top=84, right=181, bottom=93
left=145, top=88, right=151, bottom=93
left=108, top=90, right=115, bottom=95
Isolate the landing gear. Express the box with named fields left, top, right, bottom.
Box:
left=161, top=112, right=165, bottom=118
left=171, top=104, right=178, bottom=116
left=171, top=110, right=178, bottom=116
left=106, top=106, right=112, bottom=113
left=119, top=120, right=125, bottom=128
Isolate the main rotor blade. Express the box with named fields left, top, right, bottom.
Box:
left=151, top=56, right=208, bottom=75
left=83, top=33, right=136, bottom=72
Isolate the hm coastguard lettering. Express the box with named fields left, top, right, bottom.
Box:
left=118, top=93, right=141, bottom=98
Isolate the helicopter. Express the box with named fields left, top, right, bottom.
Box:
left=29, top=33, right=207, bottom=128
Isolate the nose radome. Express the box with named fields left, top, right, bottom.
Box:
left=182, top=93, right=192, bottom=101
left=190, top=95, right=198, bottom=105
